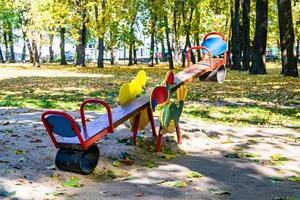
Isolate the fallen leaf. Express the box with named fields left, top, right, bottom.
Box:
left=3, top=121, right=10, bottom=126
left=135, top=192, right=144, bottom=197
left=187, top=171, right=204, bottom=178
left=63, top=176, right=83, bottom=188
left=212, top=190, right=232, bottom=195
left=287, top=176, right=300, bottom=182
left=162, top=181, right=187, bottom=188
left=144, top=160, right=159, bottom=168
left=274, top=197, right=300, bottom=200
left=30, top=139, right=42, bottom=143
left=0, top=187, right=16, bottom=197
left=46, top=191, right=66, bottom=196
left=193, top=187, right=202, bottom=191
left=113, top=160, right=121, bottom=167
left=271, top=154, right=290, bottom=161
left=15, top=149, right=25, bottom=155
left=46, top=164, right=56, bottom=170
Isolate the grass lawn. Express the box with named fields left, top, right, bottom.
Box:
left=0, top=62, right=299, bottom=127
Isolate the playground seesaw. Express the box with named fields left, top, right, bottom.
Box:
left=41, top=32, right=227, bottom=174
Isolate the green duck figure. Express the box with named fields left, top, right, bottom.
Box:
left=150, top=71, right=188, bottom=152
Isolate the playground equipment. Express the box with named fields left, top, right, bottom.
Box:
left=41, top=31, right=227, bottom=174
left=186, top=32, right=227, bottom=83
left=150, top=71, right=188, bottom=152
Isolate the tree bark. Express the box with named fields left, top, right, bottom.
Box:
left=133, top=42, right=137, bottom=64
left=242, top=0, right=250, bottom=70
left=22, top=40, right=26, bottom=62
left=110, top=48, right=114, bottom=65
left=161, top=39, right=166, bottom=61
left=3, top=31, right=9, bottom=62
left=0, top=46, right=4, bottom=63
left=277, top=0, right=298, bottom=77
left=60, top=27, right=67, bottom=65
left=149, top=19, right=156, bottom=67
left=97, top=37, right=104, bottom=68
left=182, top=5, right=195, bottom=67
left=49, top=34, right=54, bottom=62
left=8, top=26, right=15, bottom=63
left=23, top=31, right=33, bottom=63
left=231, top=0, right=242, bottom=70
left=128, top=42, right=133, bottom=66
left=297, top=39, right=300, bottom=63
left=128, top=21, right=135, bottom=66
left=164, top=16, right=174, bottom=70
left=32, top=36, right=40, bottom=68
left=249, top=0, right=268, bottom=74
left=74, top=0, right=87, bottom=67
left=95, top=3, right=106, bottom=68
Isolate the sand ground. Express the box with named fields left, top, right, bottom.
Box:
left=0, top=107, right=299, bottom=200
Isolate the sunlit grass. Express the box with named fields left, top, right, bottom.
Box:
left=0, top=62, right=299, bottom=127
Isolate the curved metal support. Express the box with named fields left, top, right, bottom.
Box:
left=41, top=111, right=85, bottom=149
left=186, top=46, right=213, bottom=70
left=80, top=99, right=114, bottom=133
left=203, top=32, right=227, bottom=41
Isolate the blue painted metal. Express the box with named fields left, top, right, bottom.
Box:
left=46, top=115, right=81, bottom=138
left=201, top=38, right=227, bottom=57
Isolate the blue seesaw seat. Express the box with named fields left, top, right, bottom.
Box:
left=201, top=37, right=227, bottom=57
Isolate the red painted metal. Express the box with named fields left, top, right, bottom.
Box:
left=132, top=113, right=141, bottom=144
left=176, top=125, right=182, bottom=145
left=80, top=99, right=114, bottom=133
left=187, top=32, right=227, bottom=71
left=203, top=32, right=226, bottom=41
left=41, top=111, right=86, bottom=149
left=156, top=126, right=163, bottom=152
left=147, top=106, right=157, bottom=138
left=187, top=46, right=213, bottom=69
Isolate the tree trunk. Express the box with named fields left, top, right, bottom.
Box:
left=164, top=16, right=174, bottom=70
left=149, top=19, right=155, bottom=67
left=0, top=46, right=4, bottom=63
left=133, top=42, right=137, bottom=64
left=128, top=43, right=133, bottom=66
left=242, top=0, right=250, bottom=70
left=39, top=34, right=42, bottom=63
left=249, top=0, right=268, bottom=74
left=32, top=36, right=40, bottom=68
left=110, top=48, right=114, bottom=65
left=182, top=6, right=195, bottom=67
left=21, top=31, right=27, bottom=62
left=8, top=26, right=15, bottom=63
left=23, top=31, right=33, bottom=63
left=195, top=34, right=201, bottom=62
left=231, top=0, right=242, bottom=70
left=3, top=31, right=9, bottom=62
left=95, top=4, right=106, bottom=68
left=277, top=0, right=298, bottom=77
left=49, top=34, right=54, bottom=62
left=22, top=40, right=26, bottom=62
left=97, top=37, right=104, bottom=68
left=75, top=0, right=87, bottom=67
left=161, top=39, right=166, bottom=61
left=60, top=27, right=67, bottom=65
left=297, top=39, right=300, bottom=63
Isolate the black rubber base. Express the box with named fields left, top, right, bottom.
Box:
left=55, top=145, right=99, bottom=174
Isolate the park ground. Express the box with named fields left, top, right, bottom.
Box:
left=0, top=63, right=299, bottom=200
